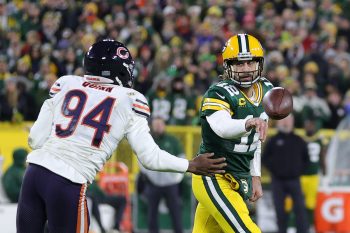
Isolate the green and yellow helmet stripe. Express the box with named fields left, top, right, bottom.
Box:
left=222, top=34, right=263, bottom=61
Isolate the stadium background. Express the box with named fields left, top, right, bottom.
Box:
left=0, top=0, right=350, bottom=232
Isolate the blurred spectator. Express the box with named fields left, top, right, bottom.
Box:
left=0, top=153, right=9, bottom=203
left=335, top=53, right=350, bottom=95
left=151, top=45, right=173, bottom=78
left=147, top=77, right=172, bottom=123
left=2, top=148, right=28, bottom=203
left=0, top=55, right=11, bottom=90
left=263, top=114, right=310, bottom=233
left=134, top=44, right=154, bottom=94
left=138, top=117, right=185, bottom=233
left=300, top=82, right=331, bottom=129
left=6, top=29, right=22, bottom=71
left=28, top=44, right=43, bottom=75
left=325, top=87, right=346, bottom=129
left=87, top=180, right=106, bottom=233
left=169, top=77, right=195, bottom=125
left=194, top=52, right=217, bottom=95
left=87, top=180, right=127, bottom=233
left=32, top=73, right=57, bottom=113
left=61, top=47, right=80, bottom=75
left=16, top=2, right=41, bottom=38
left=300, top=115, right=327, bottom=231
left=0, top=78, right=36, bottom=122
left=40, top=11, right=62, bottom=45
left=14, top=55, right=34, bottom=80
left=0, top=0, right=8, bottom=32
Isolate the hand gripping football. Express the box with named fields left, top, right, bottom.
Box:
left=262, top=87, right=293, bottom=120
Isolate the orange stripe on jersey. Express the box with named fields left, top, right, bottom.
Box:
left=132, top=103, right=150, bottom=112
left=76, top=184, right=88, bottom=233
left=84, top=198, right=88, bottom=233
left=51, top=87, right=61, bottom=92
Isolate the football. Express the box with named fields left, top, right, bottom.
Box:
left=262, top=87, right=293, bottom=120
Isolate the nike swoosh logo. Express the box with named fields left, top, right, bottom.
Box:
left=216, top=92, right=225, bottom=99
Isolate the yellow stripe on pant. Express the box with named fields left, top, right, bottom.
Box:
left=192, top=174, right=261, bottom=233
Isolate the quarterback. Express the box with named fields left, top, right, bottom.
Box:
left=192, top=34, right=273, bottom=233
left=16, top=39, right=226, bottom=233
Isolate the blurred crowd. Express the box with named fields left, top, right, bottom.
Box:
left=0, top=0, right=350, bottom=128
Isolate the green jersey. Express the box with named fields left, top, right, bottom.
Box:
left=303, top=135, right=324, bottom=175
left=199, top=78, right=273, bottom=177
left=147, top=90, right=172, bottom=122
left=169, top=93, right=195, bottom=125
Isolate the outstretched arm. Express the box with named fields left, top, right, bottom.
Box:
left=126, top=116, right=226, bottom=175
left=206, top=110, right=268, bottom=142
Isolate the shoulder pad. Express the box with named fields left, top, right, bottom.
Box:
left=259, top=77, right=274, bottom=90
left=49, top=76, right=66, bottom=97
left=49, top=75, right=83, bottom=97
left=211, top=81, right=241, bottom=98
left=128, top=90, right=151, bottom=118
left=202, top=85, right=234, bottom=116
left=206, top=87, right=229, bottom=101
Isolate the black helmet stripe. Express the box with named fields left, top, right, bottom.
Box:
left=238, top=34, right=248, bottom=53
left=244, top=34, right=250, bottom=52
left=237, top=34, right=243, bottom=53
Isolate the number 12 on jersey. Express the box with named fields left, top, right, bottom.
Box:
left=233, top=113, right=268, bottom=153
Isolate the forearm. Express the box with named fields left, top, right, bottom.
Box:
left=127, top=117, right=189, bottom=173
left=250, top=141, right=261, bottom=176
left=138, top=139, right=189, bottom=173
left=206, top=110, right=249, bottom=139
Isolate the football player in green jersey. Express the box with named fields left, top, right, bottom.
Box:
left=192, top=34, right=273, bottom=233
left=301, top=117, right=326, bottom=229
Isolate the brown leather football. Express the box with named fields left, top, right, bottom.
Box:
left=262, top=87, right=293, bottom=120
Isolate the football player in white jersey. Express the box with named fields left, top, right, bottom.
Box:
left=16, top=39, right=226, bottom=233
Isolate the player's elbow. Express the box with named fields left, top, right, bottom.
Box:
left=28, top=136, right=42, bottom=150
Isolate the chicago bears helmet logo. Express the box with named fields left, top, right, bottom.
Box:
left=116, top=47, right=130, bottom=59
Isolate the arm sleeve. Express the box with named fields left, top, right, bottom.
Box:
left=126, top=115, right=189, bottom=173
left=206, top=110, right=249, bottom=139
left=250, top=140, right=261, bottom=176
left=28, top=99, right=54, bottom=149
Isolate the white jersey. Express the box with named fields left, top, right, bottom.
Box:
left=27, top=75, right=188, bottom=184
